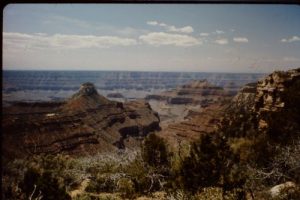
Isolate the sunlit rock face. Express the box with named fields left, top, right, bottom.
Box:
left=221, top=68, right=300, bottom=139
left=254, top=68, right=300, bottom=135
left=230, top=82, right=257, bottom=111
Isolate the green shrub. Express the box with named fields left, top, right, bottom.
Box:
left=142, top=133, right=170, bottom=168
left=73, top=193, right=120, bottom=200
left=20, top=167, right=71, bottom=200
left=123, top=155, right=153, bottom=194
left=85, top=175, right=115, bottom=193
left=180, top=135, right=222, bottom=193
left=117, top=178, right=135, bottom=199
left=178, top=134, right=246, bottom=197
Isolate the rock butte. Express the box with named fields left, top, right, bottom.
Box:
left=2, top=83, right=160, bottom=159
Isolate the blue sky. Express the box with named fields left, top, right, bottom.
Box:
left=3, top=4, right=300, bottom=73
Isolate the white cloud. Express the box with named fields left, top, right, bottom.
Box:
left=283, top=56, right=300, bottom=62
left=147, top=21, right=158, bottom=26
left=159, top=23, right=167, bottom=27
left=34, top=32, right=48, bottom=36
left=233, top=37, right=249, bottom=43
left=3, top=32, right=138, bottom=51
left=214, top=38, right=228, bottom=45
left=281, top=36, right=300, bottom=43
left=167, top=25, right=194, bottom=33
left=116, top=27, right=149, bottom=36
left=215, top=30, right=225, bottom=34
left=146, top=20, right=194, bottom=33
left=139, top=32, right=201, bottom=47
left=281, top=38, right=287, bottom=42
left=289, top=36, right=300, bottom=42
left=200, top=32, right=210, bottom=37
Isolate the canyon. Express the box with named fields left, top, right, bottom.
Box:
left=2, top=68, right=300, bottom=160
left=2, top=83, right=160, bottom=160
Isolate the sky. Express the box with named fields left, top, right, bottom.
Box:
left=3, top=4, right=300, bottom=73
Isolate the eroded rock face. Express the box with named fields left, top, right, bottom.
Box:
left=254, top=68, right=300, bottom=135
left=158, top=103, right=225, bottom=150
left=146, top=80, right=233, bottom=106
left=159, top=68, right=300, bottom=148
left=2, top=83, right=160, bottom=159
left=219, top=82, right=258, bottom=138
left=230, top=82, right=257, bottom=112
left=154, top=80, right=235, bottom=148
left=219, top=68, right=300, bottom=139
left=219, top=68, right=300, bottom=140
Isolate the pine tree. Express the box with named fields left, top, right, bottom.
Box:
left=142, top=133, right=170, bottom=168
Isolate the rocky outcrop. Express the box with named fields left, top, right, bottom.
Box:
left=221, top=68, right=300, bottom=140
left=63, top=82, right=110, bottom=112
left=254, top=68, right=300, bottom=133
left=230, top=82, right=257, bottom=112
left=159, top=68, right=300, bottom=149
left=2, top=83, right=160, bottom=159
left=218, top=82, right=259, bottom=138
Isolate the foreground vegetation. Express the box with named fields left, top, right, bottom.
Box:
left=2, top=130, right=300, bottom=200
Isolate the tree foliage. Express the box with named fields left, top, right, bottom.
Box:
left=20, top=167, right=71, bottom=200
left=141, top=133, right=170, bottom=168
left=179, top=134, right=246, bottom=198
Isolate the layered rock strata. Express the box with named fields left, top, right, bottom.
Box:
left=158, top=103, right=225, bottom=150
left=159, top=68, right=300, bottom=148
left=221, top=68, right=300, bottom=139
left=2, top=83, right=160, bottom=159
left=248, top=68, right=300, bottom=144
left=146, top=80, right=233, bottom=106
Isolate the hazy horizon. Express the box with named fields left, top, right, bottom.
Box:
left=3, top=4, right=300, bottom=73
left=3, top=68, right=268, bottom=74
